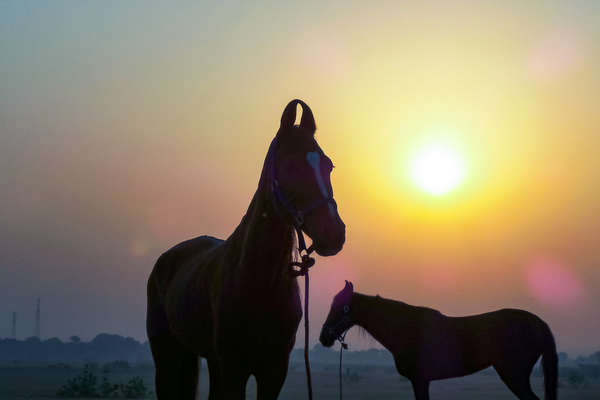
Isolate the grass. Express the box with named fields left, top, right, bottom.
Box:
left=0, top=363, right=598, bottom=399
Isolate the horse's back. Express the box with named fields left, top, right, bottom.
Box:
left=146, top=235, right=223, bottom=338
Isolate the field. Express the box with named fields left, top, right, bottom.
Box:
left=0, top=363, right=598, bottom=399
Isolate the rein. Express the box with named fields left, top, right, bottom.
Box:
left=289, top=226, right=315, bottom=400
left=338, top=331, right=349, bottom=400
left=327, top=312, right=351, bottom=400
left=270, top=166, right=317, bottom=400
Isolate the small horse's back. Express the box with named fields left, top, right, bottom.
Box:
left=497, top=308, right=553, bottom=347
left=147, top=235, right=223, bottom=338
left=458, top=308, right=551, bottom=355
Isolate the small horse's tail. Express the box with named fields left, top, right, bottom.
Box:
left=541, top=321, right=558, bottom=400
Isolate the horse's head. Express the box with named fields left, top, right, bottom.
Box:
left=269, top=99, right=345, bottom=257
left=320, top=280, right=355, bottom=347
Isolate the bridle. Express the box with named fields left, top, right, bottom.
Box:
left=326, top=304, right=353, bottom=344
left=272, top=178, right=336, bottom=230
left=268, top=139, right=338, bottom=276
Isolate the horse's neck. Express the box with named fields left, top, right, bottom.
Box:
left=351, top=293, right=413, bottom=352
left=225, top=184, right=294, bottom=284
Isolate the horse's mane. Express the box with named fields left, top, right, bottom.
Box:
left=224, top=135, right=297, bottom=275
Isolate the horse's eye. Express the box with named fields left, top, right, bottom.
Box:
left=343, top=305, right=349, bottom=313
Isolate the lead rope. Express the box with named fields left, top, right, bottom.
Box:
left=289, top=225, right=315, bottom=400
left=303, top=267, right=313, bottom=400
left=337, top=331, right=348, bottom=400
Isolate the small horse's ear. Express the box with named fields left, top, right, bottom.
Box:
left=280, top=100, right=299, bottom=130
left=298, top=100, right=316, bottom=133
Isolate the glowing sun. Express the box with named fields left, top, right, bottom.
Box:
left=410, top=144, right=465, bottom=195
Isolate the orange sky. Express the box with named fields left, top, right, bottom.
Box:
left=1, top=1, right=599, bottom=354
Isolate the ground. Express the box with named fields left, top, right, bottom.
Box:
left=0, top=363, right=598, bottom=399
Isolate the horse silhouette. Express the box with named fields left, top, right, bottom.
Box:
left=320, top=281, right=558, bottom=400
left=146, top=99, right=345, bottom=399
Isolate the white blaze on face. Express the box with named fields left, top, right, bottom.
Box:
left=306, top=151, right=336, bottom=217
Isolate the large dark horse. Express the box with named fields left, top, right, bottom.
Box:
left=147, top=100, right=345, bottom=399
left=320, top=282, right=558, bottom=400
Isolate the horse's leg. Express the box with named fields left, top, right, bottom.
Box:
left=410, top=379, right=430, bottom=400
left=181, top=352, right=200, bottom=399
left=219, top=359, right=250, bottom=400
left=255, top=357, right=290, bottom=400
left=494, top=364, right=540, bottom=400
left=207, top=358, right=222, bottom=400
left=149, top=333, right=199, bottom=400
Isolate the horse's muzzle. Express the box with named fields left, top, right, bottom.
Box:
left=319, top=328, right=336, bottom=348
left=314, top=225, right=345, bottom=257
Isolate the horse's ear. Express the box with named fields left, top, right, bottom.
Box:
left=298, top=100, right=316, bottom=133
left=344, top=280, right=353, bottom=293
left=280, top=100, right=299, bottom=130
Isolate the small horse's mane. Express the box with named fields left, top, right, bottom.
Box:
left=349, top=292, right=445, bottom=349
left=355, top=292, right=444, bottom=338
left=367, top=293, right=442, bottom=316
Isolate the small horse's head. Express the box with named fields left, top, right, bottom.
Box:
left=320, top=280, right=355, bottom=347
left=271, top=99, right=345, bottom=257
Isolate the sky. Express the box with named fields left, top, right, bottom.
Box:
left=1, top=1, right=599, bottom=354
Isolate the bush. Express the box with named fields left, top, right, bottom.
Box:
left=57, top=365, right=151, bottom=398
left=99, top=376, right=120, bottom=398
left=56, top=364, right=99, bottom=397
left=120, top=376, right=151, bottom=398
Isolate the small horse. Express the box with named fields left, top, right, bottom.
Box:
left=320, top=282, right=558, bottom=400
left=147, top=99, right=345, bottom=399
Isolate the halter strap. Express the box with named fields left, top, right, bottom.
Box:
left=272, top=178, right=337, bottom=229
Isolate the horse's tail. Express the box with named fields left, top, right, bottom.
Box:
left=540, top=321, right=558, bottom=400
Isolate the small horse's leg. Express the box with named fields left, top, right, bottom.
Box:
left=149, top=333, right=199, bottom=400
left=207, top=358, right=222, bottom=400
left=255, top=358, right=290, bottom=400
left=410, top=379, right=430, bottom=400
left=494, top=364, right=540, bottom=400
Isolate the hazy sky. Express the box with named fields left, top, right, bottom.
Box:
left=1, top=1, right=599, bottom=354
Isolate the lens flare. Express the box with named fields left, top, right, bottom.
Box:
left=526, top=257, right=584, bottom=310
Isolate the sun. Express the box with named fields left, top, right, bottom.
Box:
left=410, top=144, right=465, bottom=195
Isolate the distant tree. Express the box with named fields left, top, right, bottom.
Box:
left=109, top=360, right=130, bottom=370
left=566, top=369, right=586, bottom=389
left=343, top=367, right=362, bottom=384
left=558, top=352, right=568, bottom=363
left=590, top=351, right=600, bottom=364
left=70, top=336, right=81, bottom=343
